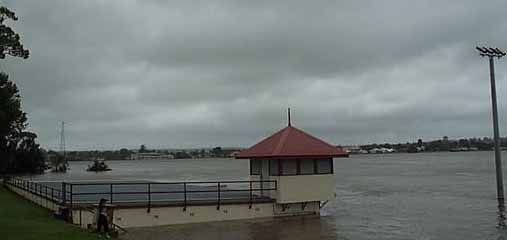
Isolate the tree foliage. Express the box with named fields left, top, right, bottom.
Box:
left=0, top=6, right=29, bottom=59
left=0, top=6, right=42, bottom=174
left=0, top=72, right=26, bottom=138
left=139, top=144, right=147, bottom=153
left=0, top=73, right=44, bottom=174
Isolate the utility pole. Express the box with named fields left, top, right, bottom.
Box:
left=59, top=121, right=67, bottom=171
left=60, top=121, right=66, bottom=158
left=476, top=46, right=507, bottom=207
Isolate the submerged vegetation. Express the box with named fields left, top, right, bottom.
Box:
left=50, top=154, right=68, bottom=173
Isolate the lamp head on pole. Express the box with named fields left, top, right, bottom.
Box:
left=476, top=46, right=506, bottom=58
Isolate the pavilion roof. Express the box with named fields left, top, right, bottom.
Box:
left=236, top=125, right=349, bottom=159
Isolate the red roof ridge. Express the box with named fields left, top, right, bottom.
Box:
left=246, top=127, right=286, bottom=152
left=273, top=127, right=291, bottom=155
left=236, top=124, right=348, bottom=159
left=290, top=126, right=339, bottom=149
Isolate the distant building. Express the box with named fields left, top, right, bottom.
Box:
left=342, top=145, right=361, bottom=154
left=130, top=152, right=174, bottom=160
left=368, top=147, right=395, bottom=154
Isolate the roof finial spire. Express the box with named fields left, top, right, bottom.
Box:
left=288, top=107, right=291, bottom=126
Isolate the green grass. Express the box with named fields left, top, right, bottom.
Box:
left=0, top=185, right=98, bottom=240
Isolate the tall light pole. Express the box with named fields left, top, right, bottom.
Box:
left=476, top=46, right=507, bottom=207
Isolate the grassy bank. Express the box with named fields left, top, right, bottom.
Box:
left=0, top=185, right=97, bottom=240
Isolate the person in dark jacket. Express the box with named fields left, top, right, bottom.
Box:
left=97, top=198, right=109, bottom=233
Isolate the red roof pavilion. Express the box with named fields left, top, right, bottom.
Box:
left=236, top=125, right=349, bottom=159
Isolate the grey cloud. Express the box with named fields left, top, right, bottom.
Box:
left=2, top=0, right=507, bottom=150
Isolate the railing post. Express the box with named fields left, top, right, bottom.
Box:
left=45, top=185, right=48, bottom=208
left=110, top=184, right=113, bottom=204
left=69, top=184, right=73, bottom=223
left=217, top=182, right=221, bottom=210
left=70, top=184, right=73, bottom=208
left=147, top=183, right=151, bottom=213
left=249, top=181, right=253, bottom=209
left=183, top=183, right=187, bottom=211
left=61, top=182, right=66, bottom=205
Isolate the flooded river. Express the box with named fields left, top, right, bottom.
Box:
left=25, top=152, right=507, bottom=239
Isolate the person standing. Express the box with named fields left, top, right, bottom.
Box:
left=97, top=198, right=109, bottom=234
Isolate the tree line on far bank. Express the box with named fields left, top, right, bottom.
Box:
left=0, top=6, right=45, bottom=175
left=60, top=146, right=238, bottom=161
left=356, top=136, right=503, bottom=153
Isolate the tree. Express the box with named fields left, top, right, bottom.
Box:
left=0, top=6, right=29, bottom=59
left=0, top=72, right=26, bottom=138
left=211, top=146, right=223, bottom=157
left=0, top=73, right=44, bottom=174
left=139, top=144, right=147, bottom=153
left=0, top=72, right=27, bottom=173
left=0, top=6, right=42, bottom=174
left=14, top=132, right=45, bottom=173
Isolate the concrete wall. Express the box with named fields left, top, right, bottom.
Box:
left=71, top=201, right=322, bottom=229
left=72, top=209, right=96, bottom=229
left=72, top=202, right=275, bottom=228
left=252, top=159, right=336, bottom=203
left=116, top=203, right=275, bottom=228
left=276, top=175, right=335, bottom=204
left=273, top=201, right=320, bottom=216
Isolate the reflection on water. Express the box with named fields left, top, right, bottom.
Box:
left=498, top=204, right=506, bottom=229
left=123, top=216, right=341, bottom=240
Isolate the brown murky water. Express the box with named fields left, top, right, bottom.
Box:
left=27, top=152, right=507, bottom=239
left=121, top=215, right=339, bottom=240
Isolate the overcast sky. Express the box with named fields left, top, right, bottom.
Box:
left=2, top=0, right=507, bottom=150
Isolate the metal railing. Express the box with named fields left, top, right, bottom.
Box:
left=65, top=180, right=277, bottom=212
left=4, top=177, right=64, bottom=207
left=5, top=178, right=277, bottom=213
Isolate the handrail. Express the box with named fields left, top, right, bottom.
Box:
left=67, top=180, right=274, bottom=185
left=68, top=180, right=277, bottom=212
left=5, top=177, right=278, bottom=213
left=5, top=177, right=64, bottom=205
